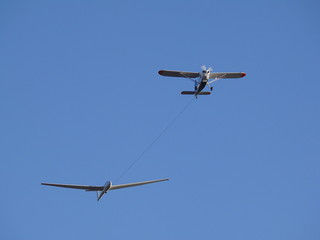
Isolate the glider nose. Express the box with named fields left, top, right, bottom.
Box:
left=241, top=72, right=246, bottom=77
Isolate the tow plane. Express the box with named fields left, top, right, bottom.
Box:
left=158, top=66, right=246, bottom=98
left=42, top=178, right=169, bottom=201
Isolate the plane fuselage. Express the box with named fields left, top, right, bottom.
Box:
left=195, top=71, right=210, bottom=96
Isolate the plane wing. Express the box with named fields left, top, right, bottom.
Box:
left=158, top=70, right=199, bottom=78
left=209, top=72, right=246, bottom=79
left=41, top=183, right=103, bottom=191
left=110, top=178, right=169, bottom=190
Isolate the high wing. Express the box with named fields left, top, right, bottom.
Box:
left=110, top=178, right=169, bottom=190
left=41, top=183, right=103, bottom=191
left=209, top=72, right=246, bottom=79
left=158, top=70, right=199, bottom=78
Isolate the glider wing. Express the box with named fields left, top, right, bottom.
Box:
left=158, top=70, right=199, bottom=78
left=110, top=178, right=169, bottom=190
left=41, top=183, right=103, bottom=191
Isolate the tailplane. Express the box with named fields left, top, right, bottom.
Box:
left=181, top=91, right=211, bottom=95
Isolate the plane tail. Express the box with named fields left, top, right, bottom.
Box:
left=181, top=91, right=211, bottom=95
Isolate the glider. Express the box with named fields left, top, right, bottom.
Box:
left=42, top=178, right=169, bottom=201
left=158, top=65, right=246, bottom=98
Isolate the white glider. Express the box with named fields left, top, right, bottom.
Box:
left=42, top=178, right=169, bottom=201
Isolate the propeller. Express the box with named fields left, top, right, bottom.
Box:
left=201, top=65, right=213, bottom=72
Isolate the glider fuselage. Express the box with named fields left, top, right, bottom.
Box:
left=97, top=181, right=112, bottom=201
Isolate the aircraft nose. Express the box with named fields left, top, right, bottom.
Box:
left=241, top=72, right=246, bottom=77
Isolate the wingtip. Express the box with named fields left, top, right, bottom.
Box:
left=41, top=182, right=53, bottom=186
left=156, top=178, right=170, bottom=182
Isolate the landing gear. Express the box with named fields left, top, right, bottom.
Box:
left=207, top=82, right=213, bottom=91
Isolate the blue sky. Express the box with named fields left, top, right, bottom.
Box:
left=1, top=0, right=320, bottom=239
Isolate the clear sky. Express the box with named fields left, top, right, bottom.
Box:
left=1, top=0, right=319, bottom=239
